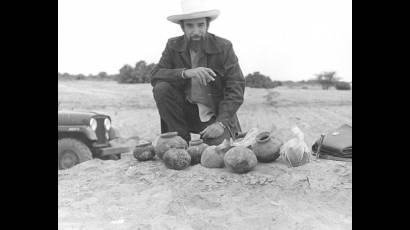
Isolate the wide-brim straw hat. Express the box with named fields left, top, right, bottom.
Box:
left=167, top=0, right=220, bottom=24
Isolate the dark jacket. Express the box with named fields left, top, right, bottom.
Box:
left=150, top=33, right=245, bottom=138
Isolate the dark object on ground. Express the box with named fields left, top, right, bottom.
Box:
left=133, top=141, right=155, bottom=161
left=154, top=132, right=188, bottom=159
left=251, top=131, right=283, bottom=162
left=187, top=139, right=209, bottom=165
left=58, top=110, right=130, bottom=170
left=224, top=146, right=257, bottom=173
left=163, top=148, right=191, bottom=170
left=312, top=124, right=352, bottom=161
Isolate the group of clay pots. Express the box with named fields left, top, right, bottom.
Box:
left=132, top=132, right=190, bottom=170
left=132, top=130, right=285, bottom=174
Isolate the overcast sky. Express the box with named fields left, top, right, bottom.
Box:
left=58, top=0, right=352, bottom=81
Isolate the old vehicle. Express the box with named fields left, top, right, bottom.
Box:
left=58, top=110, right=130, bottom=169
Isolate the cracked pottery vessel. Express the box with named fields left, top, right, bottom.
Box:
left=187, top=139, right=209, bottom=165
left=154, top=132, right=188, bottom=160
left=133, top=141, right=155, bottom=161
left=163, top=148, right=191, bottom=170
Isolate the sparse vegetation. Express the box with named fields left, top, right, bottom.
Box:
left=58, top=72, right=117, bottom=81
left=116, top=61, right=156, bottom=84
left=315, top=71, right=341, bottom=90
left=245, top=71, right=282, bottom=88
left=59, top=65, right=350, bottom=91
left=335, top=81, right=352, bottom=90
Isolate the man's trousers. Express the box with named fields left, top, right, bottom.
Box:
left=153, top=81, right=230, bottom=146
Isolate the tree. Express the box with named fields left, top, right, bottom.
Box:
left=98, top=72, right=108, bottom=79
left=315, top=71, right=340, bottom=90
left=245, top=72, right=281, bottom=88
left=117, top=64, right=134, bottom=83
left=116, top=60, right=156, bottom=84
left=76, top=74, right=86, bottom=80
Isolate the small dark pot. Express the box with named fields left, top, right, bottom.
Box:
left=133, top=141, right=155, bottom=161
left=154, top=132, right=188, bottom=160
left=251, top=131, right=283, bottom=163
left=187, top=139, right=209, bottom=165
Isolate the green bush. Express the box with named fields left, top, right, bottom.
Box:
left=335, top=81, right=351, bottom=90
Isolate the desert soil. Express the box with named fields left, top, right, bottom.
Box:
left=58, top=80, right=352, bottom=230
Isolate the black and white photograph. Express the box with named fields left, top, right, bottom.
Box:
left=58, top=0, right=352, bottom=229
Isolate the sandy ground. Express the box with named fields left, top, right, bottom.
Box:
left=58, top=80, right=352, bottom=230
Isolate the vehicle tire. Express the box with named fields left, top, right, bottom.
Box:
left=58, top=138, right=93, bottom=170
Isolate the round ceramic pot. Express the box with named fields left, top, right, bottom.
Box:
left=224, top=146, right=257, bottom=174
left=200, top=145, right=226, bottom=168
left=133, top=141, right=155, bottom=161
left=187, top=139, right=209, bottom=165
left=251, top=131, right=283, bottom=163
left=154, top=132, right=188, bottom=160
left=163, top=148, right=191, bottom=170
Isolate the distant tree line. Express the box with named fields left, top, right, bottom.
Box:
left=58, top=72, right=116, bottom=81
left=58, top=61, right=351, bottom=90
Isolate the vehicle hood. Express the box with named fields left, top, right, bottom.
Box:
left=58, top=110, right=109, bottom=126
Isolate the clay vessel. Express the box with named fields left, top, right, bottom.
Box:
left=154, top=132, right=188, bottom=159
left=133, top=141, right=155, bottom=161
left=251, top=132, right=283, bottom=163
left=163, top=148, right=191, bottom=170
left=200, top=145, right=226, bottom=168
left=224, top=146, right=257, bottom=173
left=187, top=139, right=209, bottom=165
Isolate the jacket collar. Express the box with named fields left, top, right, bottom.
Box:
left=169, top=33, right=222, bottom=54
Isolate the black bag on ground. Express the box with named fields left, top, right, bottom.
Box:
left=312, top=124, right=352, bottom=161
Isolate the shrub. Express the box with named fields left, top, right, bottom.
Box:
left=116, top=61, right=156, bottom=84
left=315, top=71, right=340, bottom=90
left=245, top=72, right=281, bottom=88
left=335, top=81, right=351, bottom=90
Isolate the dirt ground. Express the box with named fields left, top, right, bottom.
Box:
left=58, top=80, right=352, bottom=230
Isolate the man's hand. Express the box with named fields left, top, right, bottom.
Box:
left=183, top=67, right=216, bottom=86
left=200, top=122, right=225, bottom=139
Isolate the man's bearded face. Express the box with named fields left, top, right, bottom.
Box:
left=182, top=18, right=208, bottom=51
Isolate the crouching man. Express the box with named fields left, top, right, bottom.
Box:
left=150, top=0, right=245, bottom=146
